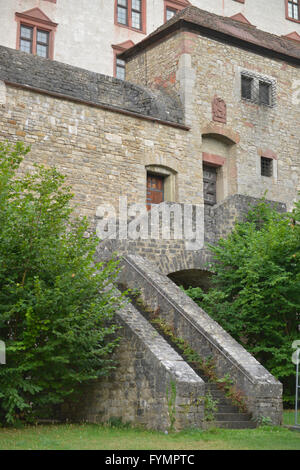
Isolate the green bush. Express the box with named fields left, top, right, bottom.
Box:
left=0, top=142, right=123, bottom=424
left=185, top=199, right=300, bottom=406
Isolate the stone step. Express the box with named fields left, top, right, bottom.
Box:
left=216, top=405, right=241, bottom=413
left=215, top=413, right=252, bottom=422
left=210, top=421, right=257, bottom=429
left=206, top=390, right=230, bottom=398
left=213, top=398, right=240, bottom=406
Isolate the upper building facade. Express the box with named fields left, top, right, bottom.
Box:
left=0, top=0, right=300, bottom=78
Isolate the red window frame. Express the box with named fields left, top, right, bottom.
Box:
left=115, top=0, right=146, bottom=34
left=164, top=0, right=190, bottom=23
left=112, top=40, right=134, bottom=79
left=15, top=10, right=57, bottom=59
left=285, top=0, right=300, bottom=23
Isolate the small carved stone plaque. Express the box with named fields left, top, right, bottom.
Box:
left=212, top=96, right=226, bottom=124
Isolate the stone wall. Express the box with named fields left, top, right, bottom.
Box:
left=61, top=292, right=205, bottom=431
left=204, top=194, right=287, bottom=244
left=126, top=28, right=300, bottom=211
left=0, top=54, right=202, bottom=225
left=118, top=254, right=283, bottom=425
left=0, top=45, right=184, bottom=125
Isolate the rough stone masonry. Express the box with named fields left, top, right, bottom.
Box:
left=0, top=7, right=299, bottom=428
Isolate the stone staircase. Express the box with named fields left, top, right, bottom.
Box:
left=205, top=383, right=256, bottom=429
left=119, top=283, right=256, bottom=429
left=115, top=255, right=283, bottom=428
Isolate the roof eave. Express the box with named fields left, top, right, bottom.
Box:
left=120, top=18, right=300, bottom=66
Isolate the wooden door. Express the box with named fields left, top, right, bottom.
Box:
left=146, top=174, right=164, bottom=210
left=203, top=164, right=217, bottom=206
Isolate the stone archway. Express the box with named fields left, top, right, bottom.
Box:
left=167, top=268, right=213, bottom=290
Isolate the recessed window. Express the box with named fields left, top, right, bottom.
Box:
left=259, top=81, right=271, bottom=106
left=287, top=0, right=300, bottom=20
left=241, top=71, right=275, bottom=107
left=116, top=0, right=145, bottom=32
left=241, top=75, right=253, bottom=100
left=203, top=164, right=217, bottom=206
left=116, top=58, right=126, bottom=80
left=146, top=173, right=164, bottom=210
left=261, top=157, right=273, bottom=177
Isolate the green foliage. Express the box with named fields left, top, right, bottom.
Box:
left=0, top=142, right=123, bottom=424
left=201, top=392, right=219, bottom=422
left=185, top=199, right=300, bottom=406
left=166, top=380, right=177, bottom=432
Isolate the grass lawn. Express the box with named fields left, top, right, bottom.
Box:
left=0, top=412, right=299, bottom=450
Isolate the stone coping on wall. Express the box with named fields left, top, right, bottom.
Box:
left=118, top=294, right=206, bottom=388
left=118, top=254, right=283, bottom=424
left=0, top=45, right=185, bottom=127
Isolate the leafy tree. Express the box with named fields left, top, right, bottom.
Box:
left=185, top=199, right=300, bottom=406
left=0, top=142, right=123, bottom=424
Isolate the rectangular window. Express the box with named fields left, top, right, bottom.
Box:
left=131, top=0, right=141, bottom=29
left=116, top=0, right=145, bottom=32
left=20, top=25, right=33, bottom=54
left=117, top=0, right=128, bottom=25
left=261, top=157, right=273, bottom=177
left=146, top=173, right=164, bottom=210
left=36, top=29, right=49, bottom=58
left=287, top=0, right=300, bottom=20
left=203, top=165, right=217, bottom=206
left=241, top=71, right=275, bottom=107
left=116, top=58, right=126, bottom=80
left=259, top=81, right=271, bottom=105
left=166, top=7, right=178, bottom=21
left=19, top=24, right=50, bottom=58
left=241, top=75, right=253, bottom=100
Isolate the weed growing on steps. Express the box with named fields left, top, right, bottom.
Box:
left=121, top=286, right=248, bottom=414
left=150, top=316, right=247, bottom=413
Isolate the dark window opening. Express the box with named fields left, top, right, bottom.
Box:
left=241, top=75, right=253, bottom=100
left=261, top=157, right=273, bottom=177
left=259, top=81, right=271, bottom=105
